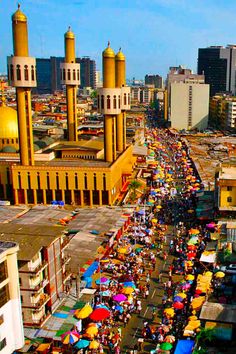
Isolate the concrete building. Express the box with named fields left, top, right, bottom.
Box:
left=209, top=94, right=236, bottom=129
left=198, top=45, right=236, bottom=96
left=0, top=224, right=71, bottom=328
left=170, top=82, right=210, bottom=130
left=145, top=74, right=163, bottom=88
left=0, top=240, right=24, bottom=353
left=215, top=163, right=236, bottom=213
left=76, top=57, right=96, bottom=89
left=131, top=86, right=152, bottom=104
left=167, top=65, right=205, bottom=89
left=0, top=5, right=134, bottom=207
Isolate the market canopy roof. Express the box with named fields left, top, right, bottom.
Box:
left=200, top=251, right=216, bottom=263
left=174, top=339, right=195, bottom=354
left=200, top=302, right=236, bottom=324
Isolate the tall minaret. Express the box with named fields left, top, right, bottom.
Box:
left=115, top=49, right=127, bottom=152
left=7, top=4, right=36, bottom=165
left=60, top=27, right=80, bottom=141
left=97, top=42, right=120, bottom=163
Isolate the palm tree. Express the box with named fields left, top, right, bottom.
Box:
left=128, top=180, right=142, bottom=203
left=193, top=327, right=216, bottom=354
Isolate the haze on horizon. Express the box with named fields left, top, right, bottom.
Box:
left=1, top=0, right=236, bottom=80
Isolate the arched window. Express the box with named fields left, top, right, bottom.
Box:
left=128, top=93, right=131, bottom=105
left=31, top=65, right=35, bottom=81
left=63, top=69, right=66, bottom=80
left=77, top=70, right=80, bottom=81
left=97, top=95, right=100, bottom=109
left=118, top=95, right=121, bottom=109
left=16, top=65, right=21, bottom=80
left=10, top=64, right=14, bottom=81
left=60, top=69, right=62, bottom=80
left=73, top=69, right=76, bottom=80
left=24, top=65, right=29, bottom=81
left=113, top=95, right=117, bottom=109
left=124, top=93, right=127, bottom=105
left=67, top=69, right=71, bottom=80
left=107, top=95, right=111, bottom=109
left=101, top=95, right=104, bottom=109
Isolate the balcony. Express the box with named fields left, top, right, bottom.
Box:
left=30, top=278, right=49, bottom=292
left=24, top=293, right=50, bottom=310
left=62, top=255, right=71, bottom=266
left=28, top=260, right=48, bottom=275
left=62, top=270, right=72, bottom=283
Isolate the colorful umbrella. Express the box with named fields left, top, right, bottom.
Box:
left=61, top=331, right=80, bottom=345
left=215, top=271, right=225, bottom=279
left=173, top=301, right=184, bottom=309
left=123, top=281, right=136, bottom=288
left=95, top=277, right=110, bottom=285
left=118, top=247, right=128, bottom=254
left=85, top=326, right=98, bottom=337
left=113, top=294, right=127, bottom=302
left=160, top=342, right=173, bottom=350
left=186, top=274, right=195, bottom=281
left=89, top=340, right=100, bottom=349
left=121, top=287, right=135, bottom=295
left=177, top=292, right=187, bottom=299
left=75, top=339, right=90, bottom=349
left=173, top=296, right=184, bottom=302
left=182, top=283, right=191, bottom=290
left=74, top=304, right=93, bottom=319
left=164, top=335, right=175, bottom=343
left=90, top=308, right=110, bottom=321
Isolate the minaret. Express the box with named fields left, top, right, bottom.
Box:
left=60, top=27, right=80, bottom=141
left=97, top=42, right=120, bottom=163
left=115, top=49, right=129, bottom=152
left=7, top=4, right=36, bottom=166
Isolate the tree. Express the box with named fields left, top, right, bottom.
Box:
left=193, top=327, right=216, bottom=354
left=90, top=90, right=97, bottom=99
left=128, top=180, right=142, bottom=202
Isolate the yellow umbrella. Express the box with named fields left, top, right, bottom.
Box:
left=74, top=304, right=93, bottom=319
left=186, top=274, right=195, bottom=281
left=151, top=218, right=158, bottom=223
left=156, top=205, right=162, bottom=209
left=215, top=271, right=225, bottom=279
left=164, top=308, right=175, bottom=316
left=86, top=326, right=98, bottom=337
left=188, top=315, right=198, bottom=321
left=122, top=287, right=135, bottom=295
left=188, top=320, right=201, bottom=329
left=118, top=247, right=128, bottom=254
left=189, top=229, right=200, bottom=235
left=204, top=271, right=213, bottom=277
left=89, top=340, right=100, bottom=349
left=177, top=292, right=187, bottom=299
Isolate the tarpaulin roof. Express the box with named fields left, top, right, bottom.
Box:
left=174, top=340, right=195, bottom=354
left=82, top=261, right=99, bottom=279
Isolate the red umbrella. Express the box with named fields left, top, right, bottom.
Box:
left=187, top=252, right=196, bottom=260
left=187, top=245, right=197, bottom=251
left=173, top=302, right=184, bottom=310
left=90, top=308, right=110, bottom=321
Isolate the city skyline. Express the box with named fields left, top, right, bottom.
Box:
left=1, top=0, right=236, bottom=79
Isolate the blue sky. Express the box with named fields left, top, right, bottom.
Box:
left=1, top=0, right=236, bottom=80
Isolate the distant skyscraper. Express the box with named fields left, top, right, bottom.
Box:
left=198, top=45, right=236, bottom=96
left=76, top=57, right=96, bottom=89
left=145, top=74, right=163, bottom=88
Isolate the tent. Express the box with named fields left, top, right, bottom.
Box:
left=174, top=339, right=195, bottom=354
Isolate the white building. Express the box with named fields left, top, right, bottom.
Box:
left=0, top=241, right=24, bottom=353
left=227, top=101, right=236, bottom=128
left=170, top=82, right=210, bottom=130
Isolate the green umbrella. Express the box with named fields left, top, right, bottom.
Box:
left=160, top=342, right=173, bottom=350
left=135, top=248, right=142, bottom=253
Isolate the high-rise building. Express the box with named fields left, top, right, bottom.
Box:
left=170, top=82, right=209, bottom=130
left=76, top=57, right=96, bottom=89
left=0, top=240, right=24, bottom=353
left=198, top=45, right=236, bottom=96
left=145, top=74, right=163, bottom=88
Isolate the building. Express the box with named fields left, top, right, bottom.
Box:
left=170, top=82, right=210, bottom=130
left=198, top=45, right=236, bottom=97
left=0, top=224, right=71, bottom=328
left=0, top=5, right=134, bottom=207
left=131, top=86, right=152, bottom=104
left=167, top=65, right=205, bottom=89
left=0, top=240, right=24, bottom=353
left=215, top=163, right=236, bottom=213
left=76, top=57, right=96, bottom=89
left=145, top=74, right=163, bottom=88
left=209, top=94, right=236, bottom=129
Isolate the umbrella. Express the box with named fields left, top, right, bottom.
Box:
left=90, top=308, right=110, bottom=321
left=115, top=305, right=124, bottom=313
left=95, top=304, right=110, bottom=310
left=187, top=245, right=197, bottom=251
left=99, top=290, right=111, bottom=297
left=187, top=252, right=196, bottom=260
left=118, top=247, right=128, bottom=254
left=186, top=274, right=195, bottom=281
left=187, top=320, right=201, bottom=330
left=215, top=271, right=225, bottom=279
left=173, top=302, right=184, bottom=309
left=89, top=340, right=100, bottom=349
left=61, top=331, right=80, bottom=344
left=173, top=296, right=184, bottom=302
left=164, top=335, right=175, bottom=343
left=164, top=308, right=175, bottom=317
left=113, top=294, right=127, bottom=302
left=182, top=283, right=191, bottom=290
left=74, top=304, right=93, bottom=319
left=123, top=281, right=136, bottom=288
left=96, top=277, right=110, bottom=285
left=188, top=315, right=198, bottom=321
left=176, top=292, right=187, bottom=299
left=121, top=287, right=135, bottom=295
left=85, top=326, right=98, bottom=337
left=189, top=229, right=200, bottom=235
left=75, top=339, right=90, bottom=349
left=160, top=342, right=173, bottom=350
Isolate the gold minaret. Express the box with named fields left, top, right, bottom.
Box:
left=115, top=49, right=126, bottom=152
left=8, top=4, right=36, bottom=166
left=102, top=42, right=117, bottom=162
left=61, top=27, right=80, bottom=141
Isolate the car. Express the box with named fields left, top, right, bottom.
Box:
left=220, top=264, right=236, bottom=274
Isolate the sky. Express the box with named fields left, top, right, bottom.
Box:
left=1, top=0, right=236, bottom=80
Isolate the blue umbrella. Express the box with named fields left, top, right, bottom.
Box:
left=123, top=281, right=136, bottom=288
left=115, top=305, right=123, bottom=313
left=95, top=304, right=110, bottom=310
left=95, top=278, right=110, bottom=286
left=75, top=339, right=90, bottom=349
left=138, top=210, right=145, bottom=215
left=173, top=296, right=184, bottom=302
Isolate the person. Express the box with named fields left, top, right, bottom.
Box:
left=137, top=300, right=142, bottom=314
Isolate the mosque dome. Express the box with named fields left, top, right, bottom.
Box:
left=12, top=4, right=27, bottom=22
left=103, top=42, right=115, bottom=58
left=115, top=49, right=125, bottom=61
left=0, top=106, right=18, bottom=139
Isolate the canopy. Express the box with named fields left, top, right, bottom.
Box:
left=174, top=340, right=195, bottom=354
left=82, top=261, right=99, bottom=279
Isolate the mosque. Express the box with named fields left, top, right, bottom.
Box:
left=0, top=5, right=135, bottom=207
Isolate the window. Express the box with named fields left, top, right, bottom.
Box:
left=0, top=261, right=7, bottom=283
left=107, top=95, right=111, bottom=109
left=31, top=65, right=35, bottom=81
left=124, top=93, right=127, bottom=105
left=101, top=95, right=104, bottom=109
left=97, top=95, right=100, bottom=109
left=10, top=64, right=14, bottom=81
left=67, top=69, right=71, bottom=80
left=0, top=338, right=6, bottom=351
left=75, top=173, right=78, bottom=190
left=63, top=69, right=66, bottom=80
left=0, top=285, right=9, bottom=308
left=16, top=64, right=21, bottom=80
left=77, top=70, right=80, bottom=81
left=73, top=69, right=76, bottom=80
left=227, top=186, right=232, bottom=191
left=113, top=95, right=117, bottom=109
left=0, top=314, right=3, bottom=325
left=227, top=197, right=232, bottom=203
left=84, top=173, right=88, bottom=190
left=24, top=65, right=29, bottom=81
left=118, top=95, right=121, bottom=108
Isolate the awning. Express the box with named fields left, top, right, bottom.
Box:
left=200, top=251, right=216, bottom=263
left=174, top=339, right=195, bottom=354
left=82, top=261, right=99, bottom=279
